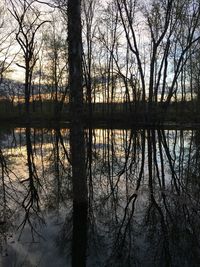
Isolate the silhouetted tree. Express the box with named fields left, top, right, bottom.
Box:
left=68, top=0, right=88, bottom=266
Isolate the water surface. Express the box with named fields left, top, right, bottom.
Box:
left=0, top=127, right=199, bottom=267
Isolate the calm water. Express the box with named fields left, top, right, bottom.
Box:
left=0, top=127, right=199, bottom=267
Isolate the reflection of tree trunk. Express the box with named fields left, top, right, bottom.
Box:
left=161, top=129, right=180, bottom=194
left=18, top=127, right=41, bottom=239
left=114, top=130, right=145, bottom=255
left=87, top=126, right=93, bottom=203
left=0, top=148, right=9, bottom=256
left=70, top=125, right=88, bottom=267
left=147, top=129, right=171, bottom=266
left=72, top=197, right=88, bottom=267
left=54, top=129, right=61, bottom=211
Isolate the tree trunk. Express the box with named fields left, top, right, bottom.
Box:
left=68, top=0, right=88, bottom=266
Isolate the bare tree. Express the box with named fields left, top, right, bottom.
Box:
left=8, top=0, right=49, bottom=118
left=42, top=14, right=68, bottom=116
left=116, top=0, right=200, bottom=120
left=0, top=3, right=18, bottom=85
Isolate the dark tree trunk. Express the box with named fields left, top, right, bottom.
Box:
left=25, top=63, right=30, bottom=118
left=68, top=0, right=88, bottom=266
left=68, top=0, right=83, bottom=116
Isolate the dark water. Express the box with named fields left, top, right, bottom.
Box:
left=0, top=127, right=200, bottom=267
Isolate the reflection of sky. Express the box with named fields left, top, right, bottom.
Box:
left=0, top=127, right=199, bottom=266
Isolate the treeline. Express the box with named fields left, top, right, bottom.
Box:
left=0, top=0, right=200, bottom=122
left=0, top=100, right=199, bottom=126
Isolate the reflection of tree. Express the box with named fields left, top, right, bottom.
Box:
left=44, top=128, right=71, bottom=212
left=0, top=127, right=199, bottom=265
left=0, top=133, right=22, bottom=257
left=70, top=123, right=88, bottom=267
left=85, top=129, right=146, bottom=266
left=143, top=129, right=200, bottom=266
left=86, top=128, right=200, bottom=266
left=18, top=127, right=44, bottom=239
left=0, top=148, right=11, bottom=256
left=186, top=130, right=200, bottom=191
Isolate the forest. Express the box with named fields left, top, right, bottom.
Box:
left=1, top=1, right=200, bottom=267
left=0, top=0, right=200, bottom=125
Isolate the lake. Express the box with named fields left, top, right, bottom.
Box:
left=0, top=127, right=200, bottom=267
